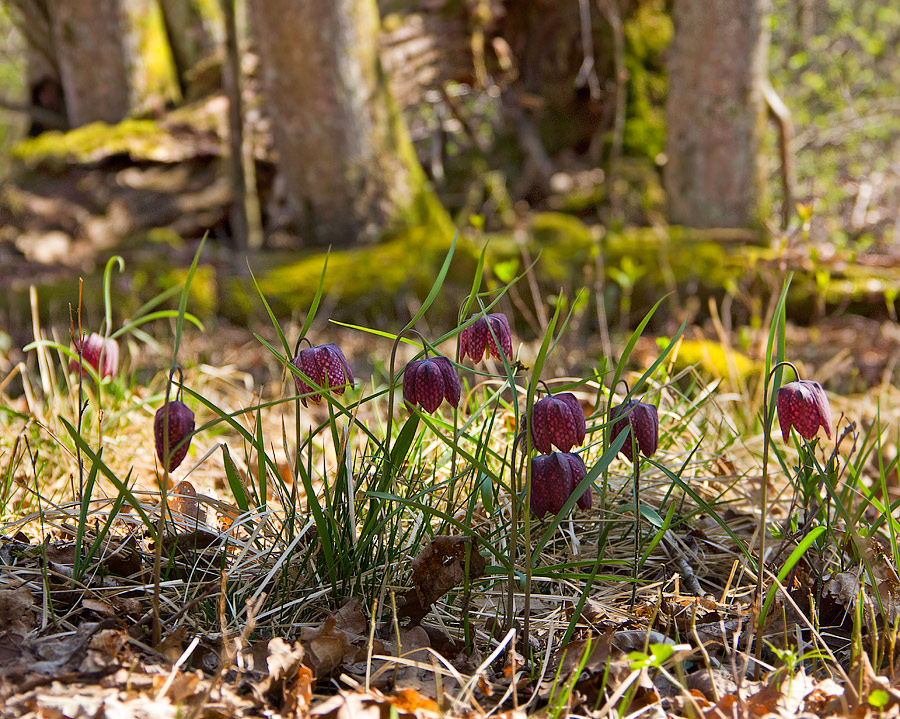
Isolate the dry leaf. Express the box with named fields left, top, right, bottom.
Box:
left=0, top=586, right=35, bottom=636
left=398, top=536, right=486, bottom=625
left=79, top=628, right=129, bottom=672
left=170, top=480, right=207, bottom=528
left=301, top=617, right=366, bottom=678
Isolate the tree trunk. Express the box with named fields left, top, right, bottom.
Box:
left=247, top=0, right=444, bottom=246
left=665, top=0, right=771, bottom=228
left=47, top=0, right=131, bottom=126
left=158, top=0, right=214, bottom=98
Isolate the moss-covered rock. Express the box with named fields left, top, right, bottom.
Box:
left=13, top=119, right=186, bottom=166
left=526, top=212, right=599, bottom=282
left=221, top=222, right=475, bottom=325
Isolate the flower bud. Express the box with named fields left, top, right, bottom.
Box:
left=611, top=400, right=659, bottom=462
left=70, top=332, right=119, bottom=378
left=154, top=400, right=195, bottom=472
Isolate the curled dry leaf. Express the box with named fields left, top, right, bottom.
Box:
left=0, top=586, right=35, bottom=636
left=311, top=689, right=439, bottom=719
left=169, top=480, right=206, bottom=528
left=301, top=617, right=367, bottom=678
left=78, top=629, right=129, bottom=673
left=252, top=637, right=313, bottom=715
left=398, top=535, right=486, bottom=625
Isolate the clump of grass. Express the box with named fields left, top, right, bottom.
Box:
left=2, top=241, right=899, bottom=714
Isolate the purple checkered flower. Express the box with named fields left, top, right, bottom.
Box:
left=290, top=343, right=354, bottom=407
left=777, top=380, right=832, bottom=443
left=403, top=356, right=461, bottom=413
left=459, top=313, right=513, bottom=363
left=611, top=400, right=659, bottom=462
left=531, top=452, right=592, bottom=518
left=70, top=332, right=119, bottom=379
left=154, top=400, right=195, bottom=472
left=531, top=392, right=586, bottom=454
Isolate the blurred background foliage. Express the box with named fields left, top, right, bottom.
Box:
left=0, top=0, right=897, bottom=358
left=769, top=0, right=900, bottom=250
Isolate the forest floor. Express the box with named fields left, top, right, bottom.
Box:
left=2, top=276, right=900, bottom=718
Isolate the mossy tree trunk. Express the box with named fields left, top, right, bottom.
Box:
left=47, top=0, right=131, bottom=126
left=665, top=0, right=771, bottom=229
left=158, top=0, right=213, bottom=98
left=247, top=0, right=445, bottom=246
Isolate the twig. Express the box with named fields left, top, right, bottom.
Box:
left=762, top=79, right=795, bottom=230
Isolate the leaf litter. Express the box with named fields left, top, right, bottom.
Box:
left=3, top=323, right=900, bottom=717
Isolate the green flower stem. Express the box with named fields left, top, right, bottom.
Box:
left=631, top=433, right=640, bottom=610
left=153, top=364, right=182, bottom=648
left=507, top=430, right=525, bottom=631
left=755, top=359, right=800, bottom=674
left=382, top=328, right=429, bottom=491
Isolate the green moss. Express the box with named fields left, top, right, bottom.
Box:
left=158, top=264, right=218, bottom=318
left=556, top=183, right=607, bottom=215
left=131, top=0, right=180, bottom=104
left=527, top=212, right=598, bottom=281
left=13, top=119, right=174, bottom=165
left=253, top=222, right=468, bottom=319
left=623, top=0, right=672, bottom=161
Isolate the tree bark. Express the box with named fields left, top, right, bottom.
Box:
left=47, top=0, right=131, bottom=126
left=665, top=0, right=771, bottom=229
left=158, top=0, right=214, bottom=98
left=247, top=0, right=442, bottom=246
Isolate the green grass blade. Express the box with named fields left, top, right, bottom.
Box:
left=60, top=417, right=157, bottom=540
left=111, top=310, right=204, bottom=339
left=171, top=234, right=207, bottom=366
left=402, top=231, right=456, bottom=332
left=102, top=255, right=124, bottom=335
left=460, top=240, right=488, bottom=320
left=223, top=444, right=251, bottom=512
left=761, top=526, right=826, bottom=620
left=531, top=431, right=628, bottom=562
left=299, top=249, right=331, bottom=340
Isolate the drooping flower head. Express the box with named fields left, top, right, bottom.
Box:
left=611, top=399, right=659, bottom=463
left=531, top=452, right=592, bottom=518
left=459, top=313, right=513, bottom=363
left=403, top=355, right=461, bottom=413
left=776, top=380, right=832, bottom=443
left=290, top=341, right=354, bottom=407
left=154, top=367, right=194, bottom=472
left=70, top=332, right=119, bottom=379
left=531, top=392, right=586, bottom=454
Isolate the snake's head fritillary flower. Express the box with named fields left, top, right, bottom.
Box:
left=611, top=400, right=659, bottom=463
left=459, top=313, right=513, bottom=363
left=70, top=332, right=119, bottom=378
left=402, top=356, right=461, bottom=413
left=530, top=452, right=591, bottom=518
left=776, top=380, right=832, bottom=443
left=531, top=392, right=586, bottom=454
left=154, top=400, right=195, bottom=472
left=290, top=342, right=354, bottom=408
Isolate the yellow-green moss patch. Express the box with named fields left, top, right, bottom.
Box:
left=13, top=118, right=199, bottom=166
left=672, top=339, right=760, bottom=382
